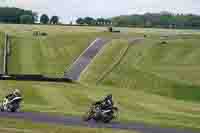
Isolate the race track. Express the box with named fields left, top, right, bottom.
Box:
left=64, top=38, right=109, bottom=80
left=0, top=112, right=198, bottom=133
left=0, top=37, right=199, bottom=133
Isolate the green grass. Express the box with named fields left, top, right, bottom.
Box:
left=0, top=80, right=200, bottom=130
left=7, top=32, right=109, bottom=76
left=80, top=37, right=200, bottom=102
left=137, top=39, right=200, bottom=66
left=89, top=38, right=200, bottom=102
left=2, top=24, right=139, bottom=77
left=0, top=24, right=105, bottom=37
left=0, top=118, right=137, bottom=133
left=0, top=25, right=200, bottom=131
left=138, top=39, right=200, bottom=84
left=80, top=39, right=129, bottom=83
left=119, top=27, right=200, bottom=36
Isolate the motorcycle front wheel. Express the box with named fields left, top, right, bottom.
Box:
left=83, top=109, right=94, bottom=121
left=0, top=105, right=4, bottom=112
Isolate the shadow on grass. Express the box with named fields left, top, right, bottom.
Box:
left=162, top=82, right=200, bottom=103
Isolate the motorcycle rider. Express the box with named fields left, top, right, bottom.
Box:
left=0, top=89, right=22, bottom=111
left=83, top=94, right=117, bottom=122
left=93, top=94, right=114, bottom=110
left=5, top=89, right=22, bottom=101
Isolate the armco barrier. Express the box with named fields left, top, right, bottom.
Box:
left=0, top=33, right=74, bottom=83
left=0, top=74, right=73, bottom=83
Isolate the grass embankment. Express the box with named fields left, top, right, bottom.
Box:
left=96, top=38, right=200, bottom=102
left=0, top=24, right=106, bottom=37
left=0, top=25, right=200, bottom=131
left=137, top=39, right=200, bottom=84
left=80, top=39, right=129, bottom=83
left=80, top=37, right=200, bottom=102
left=0, top=80, right=200, bottom=130
left=0, top=118, right=136, bottom=133
left=0, top=24, right=116, bottom=76
left=7, top=32, right=111, bottom=77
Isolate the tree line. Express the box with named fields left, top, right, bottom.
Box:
left=1, top=7, right=200, bottom=29
left=0, top=7, right=59, bottom=24
left=111, top=11, right=200, bottom=29
left=76, top=17, right=112, bottom=25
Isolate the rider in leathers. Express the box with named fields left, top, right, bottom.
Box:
left=5, top=89, right=22, bottom=101
left=93, top=94, right=114, bottom=111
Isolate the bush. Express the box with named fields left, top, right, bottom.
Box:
left=41, top=32, right=48, bottom=36
left=33, top=31, right=48, bottom=36
left=108, top=27, right=113, bottom=32
left=20, top=15, right=34, bottom=24
left=160, top=41, right=168, bottom=44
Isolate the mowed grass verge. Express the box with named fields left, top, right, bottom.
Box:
left=0, top=80, right=200, bottom=130
left=7, top=32, right=112, bottom=77
left=0, top=24, right=146, bottom=77
left=80, top=39, right=129, bottom=83
left=0, top=118, right=137, bottom=133
left=0, top=24, right=106, bottom=37
left=0, top=24, right=118, bottom=76
left=137, top=39, right=200, bottom=84
left=93, top=38, right=200, bottom=102
left=0, top=25, right=200, bottom=131
left=80, top=37, right=200, bottom=102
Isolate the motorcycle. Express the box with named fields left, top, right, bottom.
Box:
left=0, top=96, right=22, bottom=112
left=83, top=103, right=118, bottom=123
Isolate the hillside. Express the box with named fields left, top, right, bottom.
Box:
left=0, top=24, right=113, bottom=77
left=0, top=80, right=200, bottom=129
left=7, top=33, right=106, bottom=77
left=80, top=39, right=130, bottom=82
left=0, top=25, right=200, bottom=131
left=81, top=36, right=200, bottom=102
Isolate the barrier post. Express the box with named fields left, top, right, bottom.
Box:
left=3, top=33, right=8, bottom=75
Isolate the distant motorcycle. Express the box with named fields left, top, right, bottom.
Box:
left=83, top=103, right=118, bottom=123
left=0, top=96, right=22, bottom=112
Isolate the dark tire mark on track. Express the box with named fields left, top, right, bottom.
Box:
left=0, top=112, right=198, bottom=133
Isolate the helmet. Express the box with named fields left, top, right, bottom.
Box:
left=105, top=94, right=112, bottom=100
left=13, top=89, right=21, bottom=96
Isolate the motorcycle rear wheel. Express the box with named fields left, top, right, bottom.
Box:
left=83, top=110, right=93, bottom=121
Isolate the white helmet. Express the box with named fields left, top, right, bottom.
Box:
left=13, top=89, right=21, bottom=95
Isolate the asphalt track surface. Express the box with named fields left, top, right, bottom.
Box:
left=64, top=38, right=109, bottom=80
left=0, top=112, right=198, bottom=133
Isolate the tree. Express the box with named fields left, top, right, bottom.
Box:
left=50, top=16, right=59, bottom=24
left=33, top=12, right=38, bottom=22
left=105, top=19, right=112, bottom=25
left=0, top=7, right=37, bottom=24
left=84, top=17, right=95, bottom=25
left=96, top=18, right=105, bottom=25
left=76, top=18, right=85, bottom=24
left=78, top=13, right=200, bottom=29
left=40, top=14, right=49, bottom=24
left=96, top=18, right=112, bottom=25
left=20, top=15, right=34, bottom=24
